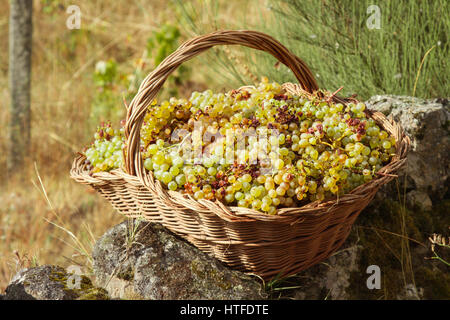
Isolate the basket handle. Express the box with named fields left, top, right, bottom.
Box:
left=124, top=30, right=319, bottom=176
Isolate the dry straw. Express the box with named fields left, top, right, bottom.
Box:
left=71, top=30, right=410, bottom=279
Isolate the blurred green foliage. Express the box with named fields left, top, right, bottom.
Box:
left=40, top=0, right=63, bottom=15
left=90, top=59, right=123, bottom=124
left=146, top=24, right=190, bottom=96
left=147, top=24, right=181, bottom=66
left=93, top=60, right=117, bottom=87
left=90, top=24, right=191, bottom=124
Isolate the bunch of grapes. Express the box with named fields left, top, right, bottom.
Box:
left=82, top=78, right=396, bottom=214
left=84, top=122, right=125, bottom=173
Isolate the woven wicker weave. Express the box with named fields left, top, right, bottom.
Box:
left=70, top=30, right=410, bottom=279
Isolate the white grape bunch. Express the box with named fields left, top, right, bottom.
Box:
left=82, top=78, right=396, bottom=214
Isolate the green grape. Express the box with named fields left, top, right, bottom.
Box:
left=256, top=175, right=266, bottom=184
left=382, top=140, right=391, bottom=149
left=160, top=163, right=170, bottom=172
left=237, top=199, right=248, bottom=207
left=203, top=157, right=214, bottom=168
left=196, top=166, right=206, bottom=176
left=242, top=182, right=251, bottom=192
left=144, top=158, right=153, bottom=171
left=233, top=181, right=242, bottom=191
left=169, top=166, right=180, bottom=176
left=207, top=167, right=217, bottom=176
left=379, top=131, right=388, bottom=140
left=168, top=181, right=178, bottom=191
left=161, top=172, right=173, bottom=184
left=175, top=174, right=186, bottom=186
left=265, top=179, right=275, bottom=190
left=152, top=153, right=165, bottom=165
left=261, top=202, right=270, bottom=212
left=250, top=187, right=262, bottom=198
left=262, top=196, right=272, bottom=205
left=276, top=186, right=286, bottom=196
left=225, top=193, right=235, bottom=203
left=194, top=190, right=205, bottom=200
left=252, top=199, right=262, bottom=210
left=268, top=189, right=278, bottom=198
left=235, top=192, right=244, bottom=201
left=310, top=149, right=319, bottom=160
left=187, top=174, right=197, bottom=183
left=172, top=156, right=184, bottom=167
left=148, top=144, right=158, bottom=155
left=274, top=159, right=284, bottom=170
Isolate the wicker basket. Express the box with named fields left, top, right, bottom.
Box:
left=71, top=30, right=410, bottom=280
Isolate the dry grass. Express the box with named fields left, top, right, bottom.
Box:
left=0, top=0, right=155, bottom=290
left=0, top=0, right=262, bottom=292
left=0, top=0, right=186, bottom=291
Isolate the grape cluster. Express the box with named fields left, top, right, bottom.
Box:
left=84, top=122, right=125, bottom=173
left=82, top=78, right=396, bottom=214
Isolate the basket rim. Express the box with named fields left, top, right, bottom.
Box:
left=70, top=83, right=410, bottom=223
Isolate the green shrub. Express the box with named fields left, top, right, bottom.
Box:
left=175, top=0, right=449, bottom=100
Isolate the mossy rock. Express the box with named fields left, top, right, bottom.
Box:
left=3, top=265, right=110, bottom=300
left=345, top=198, right=449, bottom=299
left=92, top=220, right=265, bottom=300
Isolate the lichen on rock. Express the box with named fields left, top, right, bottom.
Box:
left=92, top=219, right=265, bottom=300
left=3, top=265, right=110, bottom=300
left=366, top=95, right=449, bottom=203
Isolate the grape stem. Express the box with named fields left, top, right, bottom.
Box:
left=319, top=140, right=333, bottom=149
left=326, top=86, right=344, bottom=103
left=318, top=138, right=345, bottom=152
left=122, top=95, right=129, bottom=110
